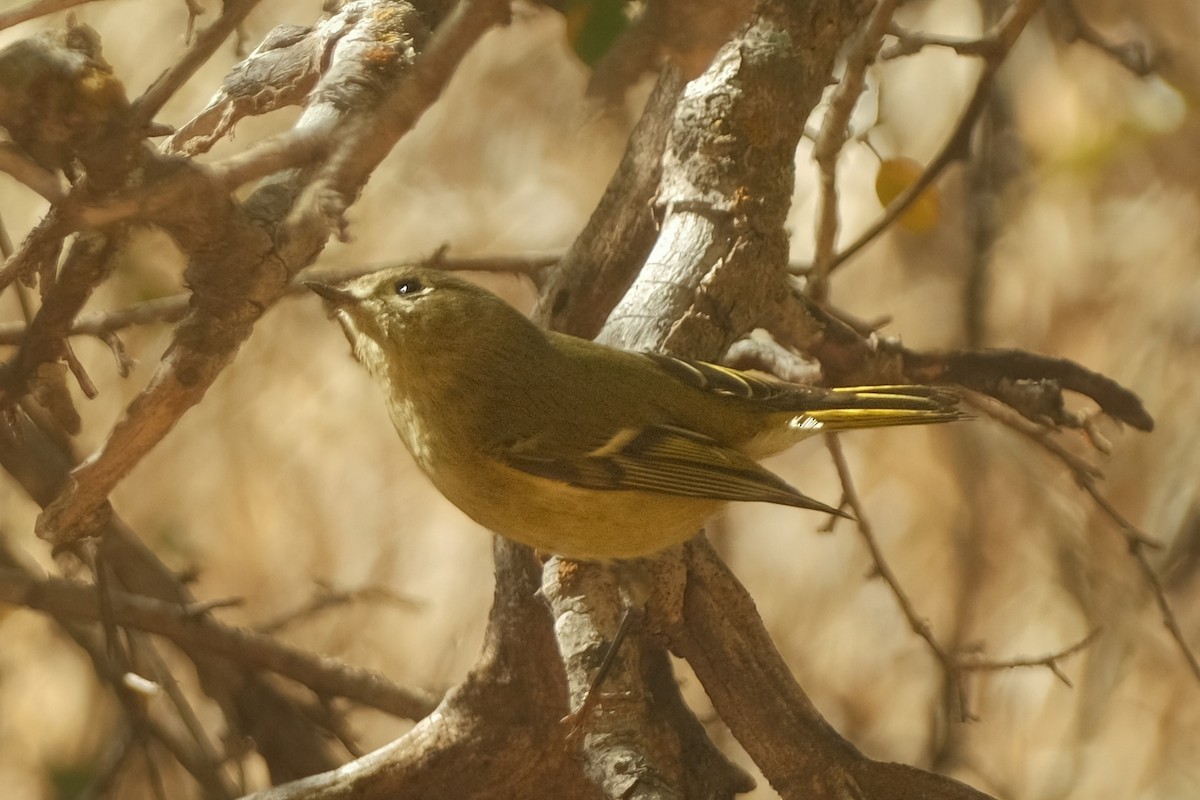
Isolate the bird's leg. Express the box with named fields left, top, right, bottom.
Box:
left=561, top=602, right=644, bottom=741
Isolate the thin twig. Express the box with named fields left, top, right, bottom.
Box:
left=957, top=629, right=1102, bottom=688
left=971, top=395, right=1200, bottom=681
left=63, top=339, right=97, bottom=398
left=967, top=393, right=1159, bottom=547
left=0, top=0, right=102, bottom=31
left=825, top=432, right=1099, bottom=719
left=131, top=0, right=265, bottom=127
left=1046, top=0, right=1157, bottom=76
left=883, top=24, right=1008, bottom=59
left=1130, top=547, right=1200, bottom=680
left=0, top=293, right=187, bottom=345
left=141, top=736, right=169, bottom=800
left=135, top=635, right=237, bottom=797
left=809, top=0, right=900, bottom=299
left=141, top=715, right=235, bottom=800
left=0, top=567, right=441, bottom=719
left=824, top=434, right=959, bottom=685
left=799, top=0, right=1045, bottom=277
left=183, top=0, right=205, bottom=42
left=0, top=253, right=558, bottom=345
left=964, top=392, right=1105, bottom=479
left=256, top=580, right=421, bottom=635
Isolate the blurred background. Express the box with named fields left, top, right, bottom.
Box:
left=0, top=0, right=1197, bottom=797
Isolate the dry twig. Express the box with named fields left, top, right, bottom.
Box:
left=0, top=0, right=102, bottom=31
left=825, top=433, right=1100, bottom=720
left=0, top=567, right=441, bottom=719
left=799, top=0, right=1045, bottom=276
left=970, top=395, right=1200, bottom=681
left=1045, top=0, right=1157, bottom=75
left=808, top=0, right=900, bottom=298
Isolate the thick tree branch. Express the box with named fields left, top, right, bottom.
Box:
left=537, top=65, right=685, bottom=339
left=241, top=539, right=595, bottom=800
left=34, top=0, right=508, bottom=547
left=540, top=0, right=1002, bottom=796
left=667, top=539, right=997, bottom=800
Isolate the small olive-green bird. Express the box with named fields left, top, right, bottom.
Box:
left=306, top=267, right=960, bottom=560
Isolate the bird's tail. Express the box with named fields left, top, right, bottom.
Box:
left=798, top=385, right=964, bottom=431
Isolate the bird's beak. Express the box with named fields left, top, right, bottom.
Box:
left=303, top=281, right=357, bottom=307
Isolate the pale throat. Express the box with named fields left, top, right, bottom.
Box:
left=336, top=314, right=440, bottom=472
left=334, top=310, right=389, bottom=382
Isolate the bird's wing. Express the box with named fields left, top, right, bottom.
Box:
left=641, top=352, right=962, bottom=429
left=501, top=423, right=846, bottom=516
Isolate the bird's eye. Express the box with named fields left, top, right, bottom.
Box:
left=394, top=278, right=423, bottom=297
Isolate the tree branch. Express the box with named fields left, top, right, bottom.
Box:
left=0, top=0, right=103, bottom=32
left=35, top=0, right=509, bottom=547
left=971, top=394, right=1199, bottom=681
left=131, top=0, right=264, bottom=126
left=241, top=539, right=594, bottom=800
left=802, top=0, right=1045, bottom=277
left=826, top=432, right=1099, bottom=720
left=0, top=566, right=441, bottom=719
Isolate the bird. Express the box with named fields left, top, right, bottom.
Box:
left=306, top=266, right=961, bottom=560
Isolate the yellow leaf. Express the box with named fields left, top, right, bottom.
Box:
left=875, top=157, right=941, bottom=234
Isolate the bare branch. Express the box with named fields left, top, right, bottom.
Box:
left=668, top=538, right=999, bottom=799
left=958, top=630, right=1103, bottom=687
left=131, top=0, right=265, bottom=126
left=0, top=566, right=441, bottom=719
left=1045, top=0, right=1158, bottom=76
left=239, top=539, right=587, bottom=800
left=803, top=0, right=1046, bottom=277
left=809, top=0, right=900, bottom=297
left=0, top=403, right=345, bottom=779
left=825, top=433, right=1099, bottom=720
left=972, top=395, right=1200, bottom=681
left=298, top=0, right=512, bottom=238
left=0, top=0, right=103, bottom=32
left=0, top=142, right=67, bottom=203
left=35, top=0, right=510, bottom=547
left=256, top=580, right=422, bottom=636
left=883, top=23, right=1010, bottom=60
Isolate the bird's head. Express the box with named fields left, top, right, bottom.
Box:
left=304, top=266, right=529, bottom=384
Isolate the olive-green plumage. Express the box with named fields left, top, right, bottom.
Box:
left=307, top=267, right=960, bottom=559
